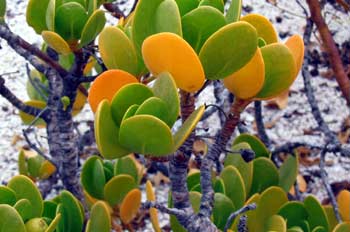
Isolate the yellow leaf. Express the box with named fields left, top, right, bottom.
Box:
left=88, top=69, right=138, bottom=112
left=120, top=189, right=141, bottom=224
left=337, top=190, right=350, bottom=221
left=39, top=160, right=56, bottom=179
left=223, top=48, right=265, bottom=99
left=142, top=32, right=205, bottom=93
left=241, top=14, right=278, bottom=44
left=146, top=181, right=161, bottom=232
left=41, top=31, right=71, bottom=55
left=285, top=34, right=304, bottom=79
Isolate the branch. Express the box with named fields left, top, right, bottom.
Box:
left=306, top=0, right=350, bottom=105
left=0, top=76, right=45, bottom=118
left=319, top=146, right=342, bottom=223
left=143, top=201, right=187, bottom=217
left=254, top=101, right=271, bottom=148
left=223, top=203, right=257, bottom=232
left=0, top=24, right=68, bottom=77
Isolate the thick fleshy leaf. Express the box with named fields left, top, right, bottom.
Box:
left=224, top=142, right=253, bottom=195
left=278, top=201, right=308, bottom=228
left=285, top=35, right=304, bottom=77
left=122, top=104, right=139, bottom=121
left=324, top=205, right=338, bottom=231
left=254, top=187, right=288, bottom=232
left=250, top=157, right=279, bottom=196
left=14, top=199, right=32, bottom=221
left=79, top=9, right=106, bottom=48
left=174, top=0, right=198, bottom=16
left=142, top=32, right=205, bottom=92
left=132, top=0, right=182, bottom=55
left=233, top=133, right=270, bottom=158
left=19, top=100, right=46, bottom=126
left=240, top=14, right=278, bottom=44
left=0, top=0, right=6, bottom=22
left=288, top=227, right=306, bottom=232
left=337, top=190, right=350, bottom=221
left=182, top=6, right=226, bottom=53
left=135, top=97, right=170, bottom=126
left=146, top=181, right=162, bottom=232
left=26, top=69, right=48, bottom=102
left=7, top=175, right=43, bottom=218
left=111, top=83, right=154, bottom=125
left=173, top=105, right=205, bottom=152
left=39, top=160, right=56, bottom=179
left=243, top=193, right=260, bottom=231
left=152, top=72, right=180, bottom=126
left=0, top=205, right=26, bottom=232
left=57, top=191, right=84, bottom=232
left=104, top=174, right=136, bottom=206
left=81, top=156, right=106, bottom=199
left=43, top=200, right=58, bottom=219
left=199, top=21, right=258, bottom=80
left=46, top=0, right=55, bottom=31
left=255, top=43, right=297, bottom=99
left=26, top=0, right=50, bottom=34
left=88, top=69, right=138, bottom=113
left=213, top=177, right=225, bottom=194
left=56, top=0, right=86, bottom=8
left=198, top=0, right=224, bottom=12
left=225, top=0, right=242, bottom=23
left=119, top=115, right=174, bottom=156
left=98, top=27, right=139, bottom=75
left=18, top=150, right=28, bottom=175
left=94, top=100, right=130, bottom=159
left=187, top=170, right=200, bottom=191
left=54, top=2, right=88, bottom=42
left=223, top=48, right=265, bottom=99
left=304, top=195, right=329, bottom=231
left=279, top=155, right=298, bottom=192
left=333, top=223, right=350, bottom=232
left=27, top=155, right=45, bottom=177
left=220, top=166, right=246, bottom=209
left=312, top=226, right=327, bottom=232
left=120, top=189, right=141, bottom=224
left=86, top=201, right=111, bottom=232
left=265, top=215, right=287, bottom=232
left=42, top=31, right=71, bottom=55
left=114, top=156, right=139, bottom=183
left=213, top=193, right=235, bottom=230
left=46, top=213, right=61, bottom=232
left=0, top=186, right=16, bottom=205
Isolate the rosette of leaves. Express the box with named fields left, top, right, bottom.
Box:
left=18, top=150, right=56, bottom=181
left=88, top=70, right=205, bottom=158
left=26, top=0, right=106, bottom=53
left=81, top=155, right=142, bottom=225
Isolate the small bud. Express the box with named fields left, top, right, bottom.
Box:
left=240, top=148, right=255, bottom=162
left=25, top=218, right=48, bottom=232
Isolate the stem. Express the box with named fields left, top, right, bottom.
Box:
left=254, top=101, right=271, bottom=148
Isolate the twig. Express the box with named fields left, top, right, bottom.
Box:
left=306, top=0, right=350, bottom=105
left=223, top=203, right=257, bottom=232
left=254, top=101, right=271, bottom=148
left=0, top=76, right=45, bottom=118
left=143, top=201, right=187, bottom=217
left=319, top=146, right=342, bottom=223
left=237, top=215, right=248, bottom=232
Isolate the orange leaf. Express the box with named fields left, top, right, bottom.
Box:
left=337, top=190, right=350, bottom=221
left=120, top=189, right=141, bottom=224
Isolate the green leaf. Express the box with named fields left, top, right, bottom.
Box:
left=43, top=201, right=58, bottom=219
left=119, top=115, right=174, bottom=156
left=265, top=215, right=287, bottom=232
left=27, top=155, right=45, bottom=177
left=213, top=177, right=225, bottom=194
left=199, top=21, right=258, bottom=80
left=54, top=2, right=88, bottom=42
left=278, top=201, right=308, bottom=228
left=311, top=226, right=327, bottom=232
left=14, top=198, right=33, bottom=221
left=279, top=155, right=298, bottom=192
left=220, top=165, right=246, bottom=209
left=46, top=213, right=61, bottom=232
left=333, top=223, right=350, bottom=232
left=187, top=170, right=200, bottom=191
left=0, top=205, right=25, bottom=232
left=19, top=101, right=46, bottom=127
left=94, top=100, right=130, bottom=159
left=233, top=133, right=270, bottom=158
left=0, top=0, right=6, bottom=23
left=81, top=156, right=106, bottom=199
left=182, top=6, right=226, bottom=53
left=104, top=174, right=136, bottom=206
left=249, top=157, right=279, bottom=196
left=111, top=83, right=154, bottom=126
left=213, top=193, right=235, bottom=230
left=173, top=105, right=205, bottom=152
left=225, top=0, right=241, bottom=23
left=224, top=142, right=253, bottom=194
left=255, top=43, right=297, bottom=99
left=79, top=9, right=106, bottom=48
left=26, top=0, right=50, bottom=34
left=174, top=0, right=199, bottom=16
left=254, top=187, right=288, bottom=232
left=304, top=195, right=329, bottom=232
left=132, top=0, right=182, bottom=55
left=198, top=0, right=224, bottom=12
left=7, top=175, right=43, bottom=218
left=135, top=97, right=170, bottom=127
left=56, top=191, right=84, bottom=232
left=85, top=201, right=111, bottom=232
left=152, top=72, right=180, bottom=127
left=122, top=104, right=139, bottom=122
left=323, top=205, right=338, bottom=231
left=0, top=186, right=16, bottom=205
left=45, top=0, right=55, bottom=31
left=114, top=156, right=140, bottom=184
